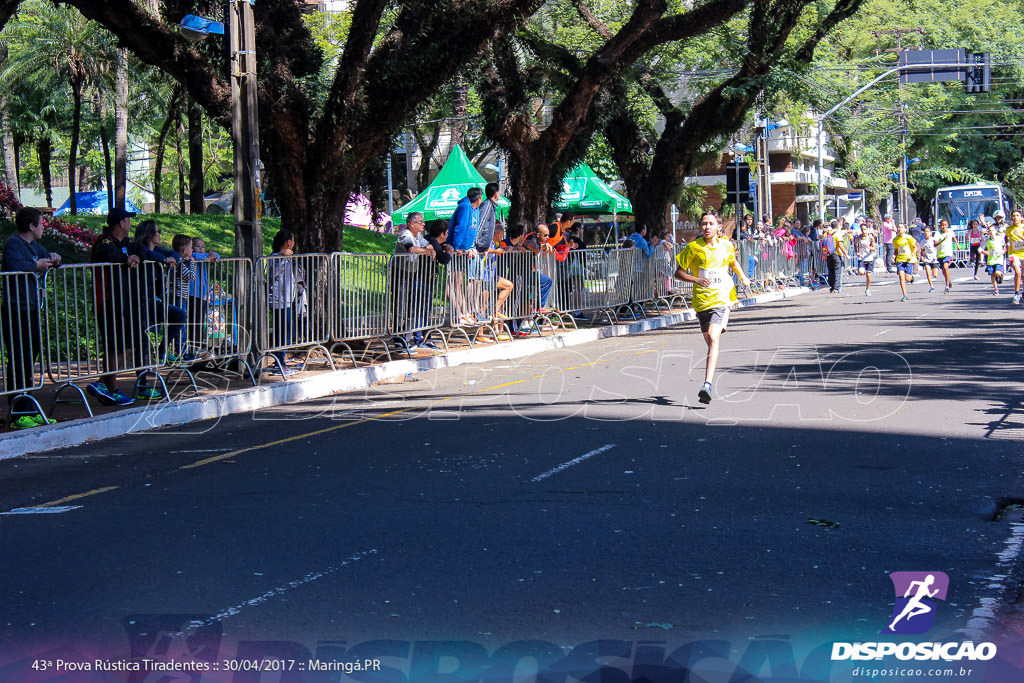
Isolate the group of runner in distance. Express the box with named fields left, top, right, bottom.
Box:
left=672, top=208, right=1024, bottom=406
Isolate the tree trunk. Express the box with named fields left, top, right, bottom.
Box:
left=0, top=96, right=17, bottom=200
left=188, top=97, right=204, bottom=214
left=98, top=95, right=113, bottom=209
left=114, top=48, right=129, bottom=208
left=154, top=86, right=182, bottom=214
left=69, top=83, right=82, bottom=214
left=175, top=111, right=185, bottom=213
left=506, top=154, right=556, bottom=227
left=37, top=136, right=53, bottom=207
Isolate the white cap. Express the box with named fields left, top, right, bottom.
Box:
left=994, top=210, right=1005, bottom=218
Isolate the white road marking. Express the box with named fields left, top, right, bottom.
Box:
left=530, top=444, right=616, bottom=482
left=873, top=329, right=890, bottom=337
left=0, top=506, right=83, bottom=515
left=201, top=550, right=377, bottom=627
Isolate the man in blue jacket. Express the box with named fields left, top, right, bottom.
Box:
left=449, top=187, right=483, bottom=254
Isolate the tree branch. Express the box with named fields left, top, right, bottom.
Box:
left=62, top=0, right=232, bottom=124
left=571, top=0, right=613, bottom=40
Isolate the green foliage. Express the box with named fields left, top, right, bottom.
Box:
left=793, top=0, right=1024, bottom=214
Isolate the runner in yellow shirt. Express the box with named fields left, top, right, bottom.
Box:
left=1005, top=210, right=1024, bottom=304
left=674, top=209, right=750, bottom=404
left=892, top=223, right=918, bottom=302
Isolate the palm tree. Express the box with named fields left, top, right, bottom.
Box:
left=1, top=0, right=114, bottom=214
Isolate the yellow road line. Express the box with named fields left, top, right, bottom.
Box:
left=39, top=486, right=119, bottom=508
left=180, top=406, right=417, bottom=470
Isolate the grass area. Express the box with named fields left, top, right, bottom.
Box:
left=2, top=212, right=397, bottom=264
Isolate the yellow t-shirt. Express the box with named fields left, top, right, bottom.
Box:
left=1006, top=225, right=1024, bottom=258
left=893, top=234, right=917, bottom=263
left=676, top=237, right=737, bottom=312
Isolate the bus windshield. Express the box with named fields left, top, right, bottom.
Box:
left=937, top=198, right=1001, bottom=226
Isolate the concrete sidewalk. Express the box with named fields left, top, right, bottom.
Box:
left=0, top=287, right=811, bottom=460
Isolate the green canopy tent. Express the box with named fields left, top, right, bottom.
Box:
left=391, top=145, right=510, bottom=225
left=554, top=163, right=632, bottom=244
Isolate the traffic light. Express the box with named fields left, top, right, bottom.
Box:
left=965, top=52, right=991, bottom=94
left=726, top=161, right=751, bottom=204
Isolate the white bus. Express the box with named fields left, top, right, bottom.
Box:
left=934, top=182, right=1015, bottom=229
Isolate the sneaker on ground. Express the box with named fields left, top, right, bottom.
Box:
left=993, top=289, right=1000, bottom=296
left=273, top=366, right=299, bottom=376
left=137, top=386, right=162, bottom=400
left=900, top=295, right=909, bottom=302
left=86, top=381, right=118, bottom=406
left=865, top=289, right=871, bottom=296
left=110, top=390, right=136, bottom=406
left=944, top=286, right=950, bottom=294
left=420, top=341, right=440, bottom=350
left=1014, top=293, right=1023, bottom=305
left=697, top=382, right=712, bottom=405
left=928, top=286, right=935, bottom=292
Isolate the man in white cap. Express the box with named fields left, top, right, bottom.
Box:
left=993, top=210, right=1007, bottom=235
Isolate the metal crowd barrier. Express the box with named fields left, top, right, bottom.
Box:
left=1, top=271, right=47, bottom=420
left=654, top=244, right=689, bottom=306
left=445, top=252, right=511, bottom=343
left=328, top=252, right=391, bottom=362
left=165, top=256, right=255, bottom=386
left=5, top=241, right=734, bottom=426
left=254, top=253, right=333, bottom=376
left=44, top=261, right=168, bottom=414
left=387, top=251, right=447, bottom=349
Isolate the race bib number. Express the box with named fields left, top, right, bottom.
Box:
left=1012, top=240, right=1024, bottom=251
left=898, top=245, right=912, bottom=257
left=700, top=267, right=733, bottom=298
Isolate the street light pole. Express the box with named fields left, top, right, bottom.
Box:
left=817, top=61, right=967, bottom=222
left=229, top=0, right=262, bottom=261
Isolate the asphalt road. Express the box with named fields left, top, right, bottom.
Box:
left=2, top=271, right=1024, bottom=682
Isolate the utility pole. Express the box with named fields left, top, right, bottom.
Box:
left=230, top=0, right=262, bottom=261
left=871, top=28, right=925, bottom=226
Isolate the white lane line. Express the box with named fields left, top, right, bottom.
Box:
left=201, top=550, right=377, bottom=627
left=0, top=506, right=83, bottom=515
left=530, top=444, right=616, bottom=482
left=873, top=329, right=890, bottom=337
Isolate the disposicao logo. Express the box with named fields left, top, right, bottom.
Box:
left=831, top=571, right=998, bottom=662
left=882, top=571, right=948, bottom=635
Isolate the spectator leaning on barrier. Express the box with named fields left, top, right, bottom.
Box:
left=391, top=212, right=436, bottom=350
left=188, top=237, right=220, bottom=355
left=474, top=183, right=501, bottom=255
left=267, top=229, right=303, bottom=376
left=2, top=206, right=61, bottom=428
left=505, top=225, right=548, bottom=319
left=135, top=220, right=189, bottom=378
left=628, top=224, right=655, bottom=257
left=449, top=187, right=483, bottom=254
left=88, top=207, right=146, bottom=406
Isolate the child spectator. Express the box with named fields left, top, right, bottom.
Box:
left=188, top=237, right=219, bottom=353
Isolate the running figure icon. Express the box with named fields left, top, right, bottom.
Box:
left=888, top=574, right=939, bottom=632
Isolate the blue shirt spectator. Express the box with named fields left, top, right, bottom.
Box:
left=449, top=187, right=483, bottom=252
left=627, top=225, right=654, bottom=256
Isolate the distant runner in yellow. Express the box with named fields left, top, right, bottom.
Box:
left=892, top=223, right=918, bottom=302
left=674, top=209, right=750, bottom=405
left=1005, top=210, right=1024, bottom=304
